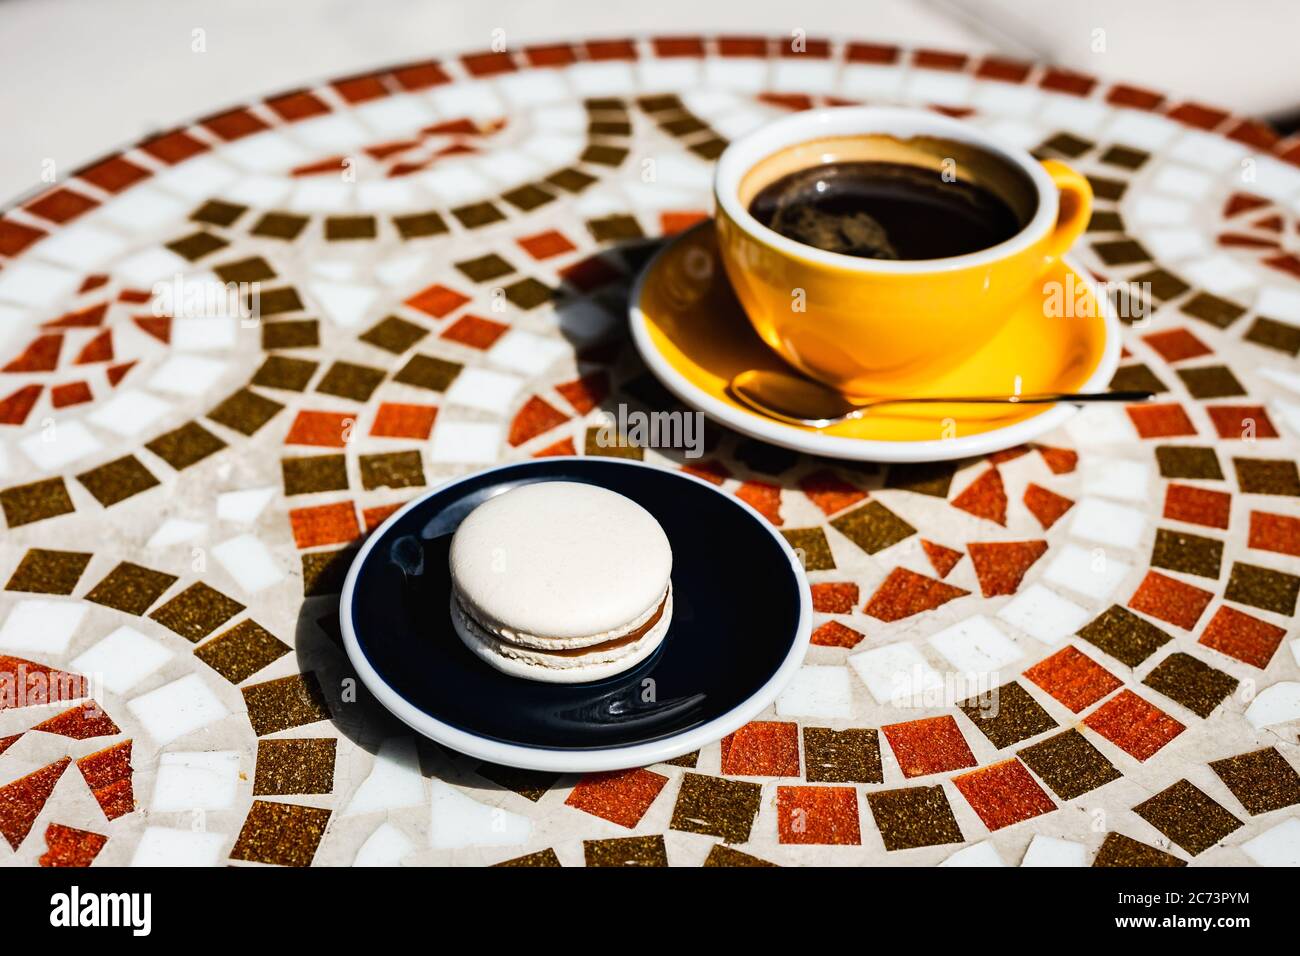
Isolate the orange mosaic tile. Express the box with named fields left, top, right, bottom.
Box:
left=555, top=372, right=609, bottom=414
left=799, top=469, right=867, bottom=516
left=39, top=823, right=108, bottom=867
left=811, top=620, right=865, bottom=648
left=362, top=502, right=405, bottom=532
left=882, top=716, right=977, bottom=778
left=921, top=540, right=963, bottom=578
left=516, top=229, right=577, bottom=260
left=1143, top=327, right=1211, bottom=363
left=1128, top=570, right=1214, bottom=630
left=1127, top=403, right=1198, bottom=439
left=0, top=758, right=70, bottom=849
left=968, top=540, right=1047, bottom=597
left=951, top=467, right=1007, bottom=525
left=953, top=759, right=1056, bottom=830
left=864, top=567, right=969, bottom=622
left=776, top=786, right=861, bottom=845
left=1248, top=511, right=1300, bottom=557
left=289, top=502, right=361, bottom=550
left=720, top=721, right=800, bottom=776
left=1083, top=690, right=1185, bottom=761
left=1198, top=604, right=1287, bottom=668
left=441, top=314, right=509, bottom=349
left=1023, top=483, right=1074, bottom=529
left=1036, top=445, right=1078, bottom=474
left=811, top=582, right=859, bottom=613
left=508, top=396, right=569, bottom=446
left=285, top=410, right=354, bottom=448
left=31, top=702, right=120, bottom=740
left=405, top=282, right=471, bottom=318
left=565, top=768, right=668, bottom=828
left=370, top=402, right=438, bottom=439
left=1206, top=405, right=1279, bottom=440
left=736, top=480, right=782, bottom=525
left=1023, top=645, right=1123, bottom=713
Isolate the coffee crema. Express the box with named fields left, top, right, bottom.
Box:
left=740, top=134, right=1036, bottom=262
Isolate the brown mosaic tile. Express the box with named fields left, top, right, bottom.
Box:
left=1250, top=511, right=1300, bottom=557
left=213, top=256, right=275, bottom=284
left=251, top=355, right=318, bottom=391
left=1156, top=445, right=1223, bottom=480
left=301, top=547, right=357, bottom=596
left=85, top=561, right=177, bottom=615
left=166, top=230, right=229, bottom=262
left=583, top=835, right=668, bottom=867
left=393, top=354, right=462, bottom=391
left=494, top=848, right=562, bottom=867
left=1099, top=144, right=1149, bottom=169
left=1037, top=133, right=1092, bottom=158
left=316, top=361, right=386, bottom=401
left=251, top=212, right=309, bottom=240
left=702, top=845, right=776, bottom=867
left=586, top=214, right=644, bottom=243
left=1133, top=779, right=1241, bottom=856
left=1234, top=457, right=1300, bottom=496
left=196, top=619, right=291, bottom=683
left=145, top=421, right=226, bottom=470
left=282, top=454, right=348, bottom=496
left=1209, top=747, right=1300, bottom=815
left=1132, top=267, right=1191, bottom=303
left=1181, top=291, right=1246, bottom=329
left=1087, top=176, right=1128, bottom=202
left=583, top=425, right=643, bottom=461
left=5, top=550, right=92, bottom=595
left=1224, top=561, right=1299, bottom=615
left=191, top=199, right=246, bottom=227
left=392, top=211, right=449, bottom=238
left=1150, top=527, right=1223, bottom=579
left=1142, top=653, right=1237, bottom=720
left=75, top=455, right=160, bottom=506
left=242, top=673, right=331, bottom=736
left=958, top=682, right=1058, bottom=749
left=803, top=727, right=883, bottom=784
left=1176, top=365, right=1246, bottom=399
left=253, top=738, right=337, bottom=795
left=500, top=184, right=556, bottom=211
left=1245, top=316, right=1300, bottom=355
left=1, top=478, right=75, bottom=527
left=359, top=451, right=425, bottom=490
left=1088, top=209, right=1125, bottom=233
left=1093, top=832, right=1185, bottom=867
left=866, top=786, right=964, bottom=851
left=451, top=201, right=506, bottom=229
left=230, top=800, right=331, bottom=866
left=475, top=762, right=560, bottom=801
left=780, top=527, right=835, bottom=571
left=207, top=388, right=284, bottom=436
left=668, top=772, right=762, bottom=843
left=1017, top=729, right=1121, bottom=799
left=261, top=319, right=319, bottom=350
left=454, top=253, right=515, bottom=283
left=1077, top=604, right=1172, bottom=667
left=829, top=501, right=916, bottom=554
left=253, top=286, right=305, bottom=316
left=502, top=277, right=555, bottom=310
left=359, top=315, right=428, bottom=354
left=1109, top=363, right=1166, bottom=394
left=324, top=215, right=377, bottom=240
left=149, top=581, right=244, bottom=642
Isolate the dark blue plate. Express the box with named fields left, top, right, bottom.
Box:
left=341, top=457, right=811, bottom=771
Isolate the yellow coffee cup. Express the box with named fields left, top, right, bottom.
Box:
left=713, top=107, right=1092, bottom=395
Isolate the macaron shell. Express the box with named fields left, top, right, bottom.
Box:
left=448, top=481, right=672, bottom=642
left=451, top=587, right=673, bottom=684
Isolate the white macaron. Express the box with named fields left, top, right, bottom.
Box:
left=448, top=481, right=673, bottom=683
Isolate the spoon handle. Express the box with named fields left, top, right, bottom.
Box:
left=858, top=389, right=1153, bottom=409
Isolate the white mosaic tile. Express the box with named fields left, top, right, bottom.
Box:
left=291, top=113, right=372, bottom=151
left=222, top=130, right=310, bottom=172
left=637, top=58, right=701, bottom=92
left=130, top=827, right=228, bottom=867
left=416, top=164, right=497, bottom=204
left=1255, top=286, right=1300, bottom=322
left=566, top=61, right=636, bottom=96
left=928, top=616, right=1022, bottom=675
left=529, top=104, right=586, bottom=133
left=95, top=186, right=189, bottom=232
left=0, top=260, right=82, bottom=308
left=289, top=178, right=353, bottom=213
left=444, top=367, right=525, bottom=415
left=1180, top=255, right=1257, bottom=296
left=215, top=486, right=276, bottom=525
left=429, top=422, right=501, bottom=463
left=488, top=329, right=570, bottom=375
left=1128, top=196, right=1193, bottom=226
left=1080, top=457, right=1151, bottom=502
left=355, top=94, right=436, bottom=136
left=71, top=625, right=172, bottom=695
left=211, top=534, right=285, bottom=593
left=354, top=821, right=417, bottom=866
left=154, top=155, right=238, bottom=199
left=775, top=665, right=853, bottom=719
left=147, top=355, right=229, bottom=396
left=998, top=584, right=1090, bottom=644
left=429, top=780, right=530, bottom=849
left=849, top=641, right=944, bottom=707
left=149, top=750, right=242, bottom=811
left=1064, top=405, right=1135, bottom=445
left=771, top=59, right=836, bottom=95
left=1068, top=498, right=1148, bottom=551
left=0, top=599, right=88, bottom=656
left=146, top=517, right=207, bottom=549
left=1244, top=681, right=1300, bottom=729
left=1240, top=817, right=1300, bottom=867
left=971, top=83, right=1040, bottom=117
left=86, top=389, right=172, bottom=438
left=170, top=316, right=239, bottom=351
left=839, top=64, right=903, bottom=100
left=702, top=57, right=768, bottom=93
left=306, top=279, right=378, bottom=328
left=1021, top=834, right=1087, bottom=866
left=1140, top=227, right=1211, bottom=262
left=1150, top=164, right=1214, bottom=201
left=905, top=71, right=972, bottom=107
left=114, top=247, right=191, bottom=287
left=1166, top=130, right=1245, bottom=171
left=31, top=224, right=127, bottom=271
left=427, top=80, right=506, bottom=120
left=19, top=419, right=103, bottom=470
left=1103, top=111, right=1179, bottom=151
left=496, top=69, right=569, bottom=108
left=127, top=673, right=229, bottom=746
left=1041, top=543, right=1131, bottom=601
left=939, top=840, right=1006, bottom=866
left=343, top=736, right=426, bottom=816
left=1038, top=95, right=1107, bottom=135
left=225, top=175, right=292, bottom=207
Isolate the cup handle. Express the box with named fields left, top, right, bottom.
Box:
left=1039, top=159, right=1093, bottom=261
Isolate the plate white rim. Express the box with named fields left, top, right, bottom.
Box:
left=339, top=455, right=814, bottom=772
left=628, top=224, right=1123, bottom=463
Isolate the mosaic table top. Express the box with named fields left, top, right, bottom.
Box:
left=1, top=35, right=1299, bottom=869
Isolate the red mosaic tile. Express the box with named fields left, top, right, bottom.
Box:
left=799, top=469, right=867, bottom=516
left=118, top=288, right=152, bottom=304
left=736, top=480, right=782, bottom=525
left=1040, top=68, right=1095, bottom=96
left=265, top=89, right=331, bottom=122
left=1127, top=402, right=1197, bottom=439
left=1253, top=214, right=1285, bottom=232
left=1218, top=233, right=1280, bottom=250
left=1249, top=511, right=1300, bottom=557
left=988, top=444, right=1031, bottom=465
left=811, top=582, right=859, bottom=614
left=1142, top=327, right=1211, bottom=363
left=26, top=188, right=99, bottom=223
left=138, top=128, right=208, bottom=165
left=333, top=72, right=390, bottom=103
left=44, top=302, right=107, bottom=329
left=1164, top=484, right=1231, bottom=529
left=1263, top=253, right=1300, bottom=280
left=652, top=36, right=706, bottom=57
left=364, top=139, right=418, bottom=161
left=1206, top=405, right=1279, bottom=440
left=777, top=786, right=860, bottom=845
left=0, top=757, right=70, bottom=849
left=74, top=329, right=113, bottom=365
left=717, top=35, right=770, bottom=57
left=292, top=156, right=347, bottom=178
left=0, top=734, right=20, bottom=756
left=585, top=38, right=637, bottom=60
left=1023, top=483, right=1074, bottom=530
left=681, top=459, right=730, bottom=485
left=1198, top=605, right=1286, bottom=669
left=759, top=92, right=814, bottom=112
left=0, top=656, right=88, bottom=711
left=1084, top=690, right=1185, bottom=761
left=509, top=396, right=569, bottom=446
left=392, top=60, right=452, bottom=90
left=720, top=721, right=800, bottom=776
left=555, top=372, right=609, bottom=415
left=523, top=44, right=578, bottom=68
left=362, top=502, right=405, bottom=532
left=201, top=107, right=269, bottom=141
left=405, top=283, right=471, bottom=318
left=31, top=702, right=119, bottom=740
left=0, top=217, right=47, bottom=256
left=865, top=567, right=969, bottom=622
left=76, top=740, right=133, bottom=820
left=968, top=540, right=1048, bottom=597
left=558, top=254, right=623, bottom=292
left=39, top=823, right=108, bottom=867
left=370, top=402, right=437, bottom=440
left=441, top=314, right=508, bottom=349
left=951, top=468, right=1007, bottom=525
left=845, top=42, right=899, bottom=64
left=2, top=333, right=62, bottom=372
left=285, top=410, right=353, bottom=448
left=953, top=759, right=1056, bottom=830
left=1167, top=102, right=1229, bottom=130
left=516, top=229, right=576, bottom=260
left=1223, top=192, right=1270, bottom=218
left=77, top=275, right=109, bottom=295
left=976, top=56, right=1033, bottom=83
left=1106, top=84, right=1165, bottom=111
left=921, top=540, right=963, bottom=578
left=289, top=502, right=361, bottom=549
left=1129, top=570, right=1214, bottom=630
left=534, top=436, right=577, bottom=457
left=0, top=384, right=41, bottom=425
left=659, top=210, right=709, bottom=235
left=565, top=768, right=668, bottom=828
left=882, top=716, right=976, bottom=778
left=913, top=48, right=967, bottom=70
left=1023, top=645, right=1123, bottom=713
left=78, top=155, right=149, bottom=193
left=1036, top=445, right=1078, bottom=474
left=106, top=361, right=136, bottom=387
left=462, top=50, right=517, bottom=77
left=811, top=620, right=865, bottom=648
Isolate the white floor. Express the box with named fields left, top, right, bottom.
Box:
left=1, top=0, right=1297, bottom=201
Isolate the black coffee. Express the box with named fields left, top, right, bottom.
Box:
left=748, top=161, right=1023, bottom=260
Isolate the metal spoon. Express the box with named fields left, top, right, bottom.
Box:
left=728, top=369, right=1154, bottom=429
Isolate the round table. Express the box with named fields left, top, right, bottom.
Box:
left=1, top=35, right=1297, bottom=868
